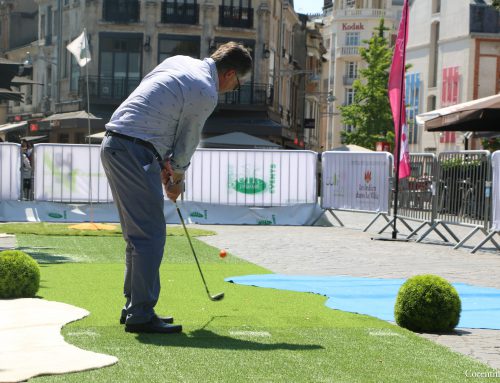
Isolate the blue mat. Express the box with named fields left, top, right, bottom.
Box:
left=226, top=275, right=500, bottom=330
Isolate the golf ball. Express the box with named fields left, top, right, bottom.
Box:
left=219, top=249, right=227, bottom=258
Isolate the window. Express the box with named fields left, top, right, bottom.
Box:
left=432, top=0, right=441, bottom=14
left=161, top=0, right=199, bottom=24
left=441, top=67, right=459, bottom=107
left=344, top=125, right=355, bottom=133
left=345, top=88, right=355, bottom=105
left=40, top=14, right=46, bottom=39
left=344, top=0, right=355, bottom=8
left=63, top=40, right=69, bottom=78
left=346, top=61, right=358, bottom=78
left=405, top=73, right=420, bottom=144
left=158, top=35, right=200, bottom=63
left=70, top=55, right=79, bottom=91
left=75, top=132, right=86, bottom=144
left=345, top=32, right=360, bottom=46
left=24, top=85, right=33, bottom=105
left=427, top=95, right=436, bottom=111
left=58, top=133, right=69, bottom=143
left=99, top=33, right=142, bottom=100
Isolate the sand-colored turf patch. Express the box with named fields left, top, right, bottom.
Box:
left=0, top=299, right=117, bottom=383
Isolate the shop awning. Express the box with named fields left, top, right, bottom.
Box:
left=0, top=121, right=28, bottom=133
left=200, top=132, right=281, bottom=149
left=416, top=93, right=500, bottom=132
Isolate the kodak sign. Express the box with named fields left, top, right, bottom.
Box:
left=342, top=22, right=364, bottom=31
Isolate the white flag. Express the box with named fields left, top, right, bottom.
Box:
left=66, top=30, right=91, bottom=67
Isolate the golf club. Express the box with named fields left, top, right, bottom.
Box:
left=174, top=201, right=224, bottom=302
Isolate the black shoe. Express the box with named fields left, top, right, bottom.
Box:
left=120, top=310, right=174, bottom=325
left=125, top=316, right=182, bottom=334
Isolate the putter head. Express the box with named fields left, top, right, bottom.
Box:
left=210, top=292, right=224, bottom=301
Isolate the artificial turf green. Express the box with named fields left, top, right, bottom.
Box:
left=9, top=228, right=497, bottom=383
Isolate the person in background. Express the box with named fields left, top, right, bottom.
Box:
left=101, top=42, right=252, bottom=334
left=21, top=140, right=33, bottom=200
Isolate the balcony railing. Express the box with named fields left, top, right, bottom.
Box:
left=218, top=83, right=272, bottom=106
left=333, top=8, right=394, bottom=19
left=161, top=1, right=199, bottom=24
left=337, top=46, right=360, bottom=57
left=343, top=75, right=358, bottom=86
left=103, top=0, right=140, bottom=23
left=79, top=76, right=142, bottom=103
left=219, top=6, right=253, bottom=28
left=470, top=4, right=500, bottom=34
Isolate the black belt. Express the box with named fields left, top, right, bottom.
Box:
left=105, top=130, right=163, bottom=165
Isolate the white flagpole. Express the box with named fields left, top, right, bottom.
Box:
left=83, top=28, right=94, bottom=224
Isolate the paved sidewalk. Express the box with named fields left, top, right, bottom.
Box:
left=196, top=211, right=500, bottom=370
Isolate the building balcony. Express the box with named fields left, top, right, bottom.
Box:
left=336, top=46, right=360, bottom=58
left=218, top=83, right=272, bottom=108
left=343, top=75, right=358, bottom=86
left=470, top=4, right=500, bottom=34
left=333, top=8, right=394, bottom=19
left=80, top=76, right=142, bottom=105
left=161, top=1, right=199, bottom=24
left=218, top=6, right=253, bottom=28
left=102, top=0, right=140, bottom=23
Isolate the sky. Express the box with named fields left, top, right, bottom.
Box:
left=293, top=0, right=324, bottom=15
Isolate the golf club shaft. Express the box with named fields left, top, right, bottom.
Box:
left=174, top=202, right=215, bottom=299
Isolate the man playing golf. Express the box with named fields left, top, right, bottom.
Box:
left=101, top=42, right=252, bottom=334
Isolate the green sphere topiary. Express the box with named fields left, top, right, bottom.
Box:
left=394, top=274, right=461, bottom=333
left=0, top=250, right=40, bottom=299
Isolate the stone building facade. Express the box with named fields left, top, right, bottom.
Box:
left=0, top=0, right=327, bottom=148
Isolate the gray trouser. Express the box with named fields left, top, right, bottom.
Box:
left=100, top=135, right=165, bottom=324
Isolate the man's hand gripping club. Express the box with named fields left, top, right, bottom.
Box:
left=161, top=161, right=184, bottom=202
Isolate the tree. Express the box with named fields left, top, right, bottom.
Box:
left=339, top=19, right=394, bottom=150
left=493, top=0, right=500, bottom=10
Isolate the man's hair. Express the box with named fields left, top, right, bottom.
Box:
left=210, top=42, right=253, bottom=78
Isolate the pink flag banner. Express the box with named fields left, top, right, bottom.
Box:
left=388, top=0, right=411, bottom=179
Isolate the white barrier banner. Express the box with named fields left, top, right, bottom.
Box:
left=0, top=143, right=21, bottom=200
left=184, top=149, right=318, bottom=206
left=491, top=151, right=500, bottom=231
left=321, top=151, right=392, bottom=213
left=33, top=144, right=113, bottom=203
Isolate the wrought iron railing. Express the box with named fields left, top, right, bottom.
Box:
left=218, top=83, right=272, bottom=106
left=218, top=6, right=253, bottom=28
left=79, top=76, right=142, bottom=103
left=343, top=75, right=358, bottom=86
left=102, top=0, right=140, bottom=23
left=161, top=1, right=199, bottom=24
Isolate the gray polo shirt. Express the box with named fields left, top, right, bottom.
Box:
left=105, top=56, right=219, bottom=173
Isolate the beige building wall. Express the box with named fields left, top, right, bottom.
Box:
left=407, top=0, right=500, bottom=153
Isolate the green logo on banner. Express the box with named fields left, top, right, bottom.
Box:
left=258, top=215, right=276, bottom=225
left=189, top=210, right=208, bottom=219
left=257, top=219, right=273, bottom=225
left=233, top=177, right=267, bottom=194
left=228, top=163, right=277, bottom=195
left=48, top=212, right=63, bottom=219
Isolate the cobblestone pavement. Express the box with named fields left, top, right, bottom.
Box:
left=195, top=211, right=500, bottom=370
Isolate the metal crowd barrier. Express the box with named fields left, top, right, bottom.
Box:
left=471, top=150, right=500, bottom=253
left=320, top=151, right=393, bottom=228
left=416, top=150, right=496, bottom=250
left=379, top=153, right=448, bottom=241
left=0, top=143, right=21, bottom=201
left=183, top=149, right=318, bottom=207
left=33, top=144, right=113, bottom=203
